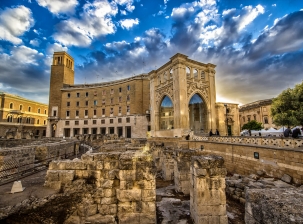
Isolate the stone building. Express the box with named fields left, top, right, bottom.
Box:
left=0, top=92, right=48, bottom=138
left=239, top=99, right=275, bottom=129
left=47, top=52, right=240, bottom=138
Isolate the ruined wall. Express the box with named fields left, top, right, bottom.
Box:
left=45, top=151, right=156, bottom=224
left=185, top=141, right=303, bottom=185
left=190, top=155, right=228, bottom=224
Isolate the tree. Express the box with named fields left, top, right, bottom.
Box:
left=242, top=120, right=263, bottom=131
left=271, top=82, right=303, bottom=127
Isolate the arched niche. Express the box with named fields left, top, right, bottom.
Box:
left=159, top=95, right=174, bottom=130
left=188, top=93, right=207, bottom=133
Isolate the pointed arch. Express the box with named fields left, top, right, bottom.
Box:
left=188, top=93, right=208, bottom=133
left=159, top=95, right=174, bottom=130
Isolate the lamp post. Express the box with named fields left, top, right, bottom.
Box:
left=224, top=104, right=228, bottom=136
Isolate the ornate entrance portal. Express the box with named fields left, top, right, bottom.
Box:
left=188, top=94, right=207, bottom=134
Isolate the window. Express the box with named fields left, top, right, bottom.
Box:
left=102, top=90, right=106, bottom=95
left=110, top=89, right=114, bottom=94
left=67, top=93, right=70, bottom=98
left=201, top=71, right=205, bottom=79
left=94, top=109, right=97, bottom=116
left=253, top=115, right=256, bottom=120
left=65, top=121, right=70, bottom=125
left=94, top=91, right=97, bottom=96
left=75, top=121, right=79, bottom=125
left=53, top=110, right=57, bottom=116
left=101, top=119, right=105, bottom=124
left=7, top=115, right=13, bottom=122
left=110, top=108, right=113, bottom=114
left=119, top=107, right=121, bottom=113
left=119, top=97, right=122, bottom=103
left=76, top=110, right=79, bottom=117
left=9, top=103, right=13, bottom=109
left=76, top=92, right=80, bottom=97
left=127, top=85, right=130, bottom=91
left=66, top=111, right=70, bottom=117
left=26, top=117, right=31, bottom=124
left=44, top=120, right=46, bottom=125
left=19, top=105, right=23, bottom=110
left=28, top=106, right=31, bottom=112
left=17, top=117, right=22, bottom=123
left=94, top=100, right=97, bottom=106
left=37, top=119, right=40, bottom=124
left=127, top=106, right=130, bottom=113
left=93, top=120, right=97, bottom=124
left=102, top=99, right=105, bottom=105
left=85, top=110, right=88, bottom=116
left=248, top=117, right=251, bottom=122
left=110, top=119, right=113, bottom=124
left=111, top=98, right=113, bottom=104
left=119, top=87, right=122, bottom=92
left=67, top=102, right=70, bottom=107
left=85, top=101, right=88, bottom=106
left=264, top=117, right=269, bottom=124
left=38, top=108, right=41, bottom=113
left=44, top=110, right=47, bottom=114
left=76, top=101, right=79, bottom=106
left=86, top=92, right=88, bottom=97
left=127, top=95, right=130, bottom=101
left=126, top=117, right=130, bottom=123
left=102, top=108, right=105, bottom=115
left=84, top=120, right=88, bottom=125
left=118, top=118, right=122, bottom=123
left=193, top=69, right=198, bottom=79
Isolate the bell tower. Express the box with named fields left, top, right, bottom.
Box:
left=46, top=51, right=74, bottom=137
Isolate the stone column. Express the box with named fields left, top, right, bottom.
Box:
left=190, top=155, right=227, bottom=224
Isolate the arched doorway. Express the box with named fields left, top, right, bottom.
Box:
left=188, top=94, right=207, bottom=133
left=159, top=96, right=174, bottom=130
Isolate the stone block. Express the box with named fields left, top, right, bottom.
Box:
left=141, top=201, right=156, bottom=214
left=196, top=205, right=226, bottom=216
left=142, top=189, right=156, bottom=201
left=101, top=180, right=114, bottom=188
left=98, top=204, right=117, bottom=215
left=59, top=170, right=75, bottom=184
left=118, top=213, right=140, bottom=224
left=193, top=168, right=207, bottom=177
left=49, top=161, right=66, bottom=170
left=118, top=202, right=135, bottom=214
left=140, top=214, right=156, bottom=224
left=100, top=197, right=117, bottom=205
left=116, top=189, right=142, bottom=202
left=75, top=170, right=89, bottom=179
left=119, top=170, right=136, bottom=180
left=44, top=180, right=61, bottom=190
left=86, top=214, right=116, bottom=224
left=64, top=215, right=80, bottom=224
left=219, top=215, right=228, bottom=224
left=77, top=204, right=97, bottom=217
left=66, top=160, right=87, bottom=170
left=281, top=174, right=292, bottom=183
left=104, top=160, right=119, bottom=170
left=104, top=189, right=116, bottom=197
left=120, top=180, right=134, bottom=190
left=81, top=153, right=94, bottom=162
left=135, top=180, right=155, bottom=189
left=96, top=161, right=103, bottom=170
left=46, top=170, right=59, bottom=181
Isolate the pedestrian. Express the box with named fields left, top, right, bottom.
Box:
left=215, top=129, right=220, bottom=136
left=209, top=129, right=213, bottom=136
left=292, top=128, right=300, bottom=138
left=284, top=127, right=292, bottom=137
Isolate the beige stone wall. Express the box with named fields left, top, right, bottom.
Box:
left=187, top=140, right=303, bottom=184
left=45, top=151, right=156, bottom=224
left=190, top=155, right=227, bottom=224
left=216, top=103, right=240, bottom=136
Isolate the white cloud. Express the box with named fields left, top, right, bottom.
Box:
left=115, top=0, right=135, bottom=12
left=46, top=43, right=68, bottom=55
left=11, top=45, right=43, bottom=65
left=120, top=10, right=127, bottom=15
left=272, top=4, right=276, bottom=7
left=119, top=18, right=139, bottom=30
left=53, top=0, right=118, bottom=47
left=0, top=6, right=34, bottom=44
left=29, top=38, right=41, bottom=47
left=36, top=0, right=78, bottom=16
left=165, top=16, right=169, bottom=19
left=238, top=5, right=264, bottom=31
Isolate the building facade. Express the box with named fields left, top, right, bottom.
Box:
left=0, top=92, right=48, bottom=138
left=239, top=99, right=275, bottom=129
left=47, top=52, right=240, bottom=138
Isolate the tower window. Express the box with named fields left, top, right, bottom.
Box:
left=86, top=92, right=88, bottom=97
left=119, top=87, right=122, bottom=92
left=38, top=108, right=41, bottom=113
left=9, top=103, right=13, bottom=109
left=28, top=107, right=31, bottom=112
left=76, top=93, right=80, bottom=97
left=67, top=93, right=70, bottom=98
left=19, top=105, right=23, bottom=110
left=127, top=85, right=130, bottom=91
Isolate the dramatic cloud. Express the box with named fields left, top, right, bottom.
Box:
left=29, top=38, right=41, bottom=47
left=0, top=5, right=34, bottom=44
left=36, top=0, right=78, bottom=16
left=249, top=11, right=303, bottom=58
left=115, top=0, right=135, bottom=12
left=53, top=0, right=118, bottom=46
left=119, top=18, right=139, bottom=30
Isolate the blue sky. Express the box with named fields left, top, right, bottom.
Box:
left=0, top=0, right=303, bottom=105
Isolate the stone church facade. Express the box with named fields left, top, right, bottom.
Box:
left=47, top=52, right=240, bottom=138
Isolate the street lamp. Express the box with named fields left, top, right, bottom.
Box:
left=224, top=104, right=228, bottom=136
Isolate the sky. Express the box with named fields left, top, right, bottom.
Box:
left=0, top=0, right=303, bottom=105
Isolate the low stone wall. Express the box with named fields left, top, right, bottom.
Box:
left=161, top=149, right=175, bottom=180
left=174, top=149, right=203, bottom=195
left=190, top=155, right=227, bottom=224
left=45, top=151, right=156, bottom=224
